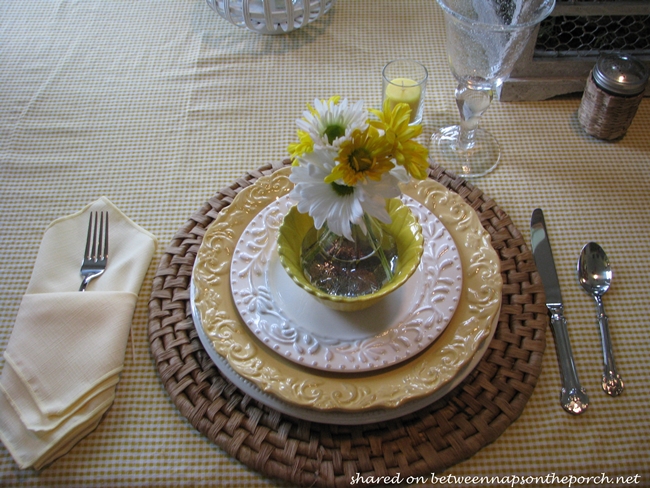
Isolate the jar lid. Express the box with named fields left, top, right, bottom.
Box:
left=593, top=53, right=650, bottom=96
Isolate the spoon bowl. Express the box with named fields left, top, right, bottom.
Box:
left=578, top=243, right=612, bottom=296
left=577, top=242, right=624, bottom=396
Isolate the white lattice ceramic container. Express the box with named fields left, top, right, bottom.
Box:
left=206, top=0, right=336, bottom=35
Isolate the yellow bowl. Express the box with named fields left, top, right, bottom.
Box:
left=277, top=198, right=424, bottom=312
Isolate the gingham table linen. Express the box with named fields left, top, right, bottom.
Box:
left=1, top=0, right=649, bottom=486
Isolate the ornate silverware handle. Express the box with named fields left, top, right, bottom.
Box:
left=594, top=296, right=624, bottom=396
left=548, top=305, right=589, bottom=415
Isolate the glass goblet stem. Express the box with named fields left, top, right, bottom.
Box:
left=454, top=81, right=493, bottom=152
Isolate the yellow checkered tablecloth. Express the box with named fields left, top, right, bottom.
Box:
left=1, top=0, right=649, bottom=486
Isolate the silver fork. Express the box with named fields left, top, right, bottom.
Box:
left=79, top=211, right=109, bottom=291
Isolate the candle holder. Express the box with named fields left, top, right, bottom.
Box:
left=382, top=59, right=428, bottom=125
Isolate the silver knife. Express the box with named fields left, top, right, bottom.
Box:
left=531, top=209, right=589, bottom=415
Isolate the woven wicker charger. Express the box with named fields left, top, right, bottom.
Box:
left=148, top=160, right=547, bottom=487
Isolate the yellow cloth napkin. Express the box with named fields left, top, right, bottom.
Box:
left=0, top=197, right=157, bottom=469
left=0, top=380, right=112, bottom=470
left=1, top=292, right=133, bottom=430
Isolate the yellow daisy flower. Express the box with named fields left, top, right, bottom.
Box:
left=325, top=128, right=394, bottom=186
left=370, top=100, right=429, bottom=180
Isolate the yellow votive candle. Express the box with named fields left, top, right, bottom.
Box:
left=385, top=78, right=422, bottom=122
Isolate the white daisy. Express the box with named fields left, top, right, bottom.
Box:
left=290, top=147, right=402, bottom=241
left=296, top=98, right=368, bottom=149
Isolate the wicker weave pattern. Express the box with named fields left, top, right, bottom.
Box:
left=578, top=70, right=645, bottom=140
left=147, top=160, right=546, bottom=487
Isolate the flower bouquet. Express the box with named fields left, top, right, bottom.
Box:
left=277, top=96, right=428, bottom=307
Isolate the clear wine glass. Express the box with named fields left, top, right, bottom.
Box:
left=430, top=0, right=555, bottom=177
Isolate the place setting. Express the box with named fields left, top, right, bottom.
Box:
left=143, top=1, right=567, bottom=485
left=2, top=0, right=555, bottom=480
left=3, top=0, right=650, bottom=483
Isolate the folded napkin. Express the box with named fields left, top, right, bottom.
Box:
left=0, top=197, right=157, bottom=469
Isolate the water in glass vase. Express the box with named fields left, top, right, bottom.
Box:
left=300, top=215, right=398, bottom=297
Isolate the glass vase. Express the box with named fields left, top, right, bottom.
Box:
left=300, top=214, right=398, bottom=298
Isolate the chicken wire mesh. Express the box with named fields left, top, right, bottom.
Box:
left=500, top=0, right=650, bottom=100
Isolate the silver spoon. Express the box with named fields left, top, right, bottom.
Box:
left=577, top=242, right=624, bottom=396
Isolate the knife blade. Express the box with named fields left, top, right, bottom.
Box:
left=531, top=208, right=589, bottom=415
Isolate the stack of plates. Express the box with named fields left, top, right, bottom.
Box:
left=190, top=168, right=502, bottom=425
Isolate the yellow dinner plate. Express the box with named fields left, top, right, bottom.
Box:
left=192, top=168, right=502, bottom=411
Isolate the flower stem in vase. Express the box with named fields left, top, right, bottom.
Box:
left=300, top=215, right=398, bottom=298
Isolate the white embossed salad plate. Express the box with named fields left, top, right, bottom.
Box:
left=191, top=167, right=502, bottom=412
left=229, top=194, right=462, bottom=373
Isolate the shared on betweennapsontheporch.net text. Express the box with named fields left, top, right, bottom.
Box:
left=349, top=472, right=642, bottom=487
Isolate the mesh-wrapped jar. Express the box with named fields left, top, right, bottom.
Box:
left=578, top=53, right=649, bottom=140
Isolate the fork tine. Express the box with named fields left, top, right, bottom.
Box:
left=96, top=212, right=104, bottom=259
left=99, top=212, right=108, bottom=259
left=92, top=212, right=99, bottom=260
left=85, top=212, right=95, bottom=260
left=104, top=212, right=109, bottom=259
